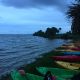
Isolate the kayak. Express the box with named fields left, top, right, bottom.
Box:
left=52, top=56, right=80, bottom=62
left=55, top=49, right=75, bottom=52
left=55, top=61, right=80, bottom=70
left=26, top=73, right=43, bottom=80
left=36, top=67, right=79, bottom=79
left=27, top=73, right=63, bottom=80
left=64, top=52, right=80, bottom=55
left=11, top=70, right=65, bottom=80
left=71, top=48, right=80, bottom=51
left=11, top=70, right=43, bottom=80
left=61, top=45, right=75, bottom=49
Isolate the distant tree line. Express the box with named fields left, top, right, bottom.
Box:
left=33, top=27, right=61, bottom=39
left=60, top=31, right=72, bottom=39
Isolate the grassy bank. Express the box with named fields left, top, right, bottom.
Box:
left=0, top=50, right=64, bottom=80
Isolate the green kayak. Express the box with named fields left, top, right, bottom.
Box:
left=27, top=72, right=64, bottom=80
left=11, top=70, right=64, bottom=80
left=11, top=70, right=43, bottom=80
left=36, top=67, right=79, bottom=79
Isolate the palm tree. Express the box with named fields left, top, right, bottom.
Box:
left=67, top=3, right=80, bottom=34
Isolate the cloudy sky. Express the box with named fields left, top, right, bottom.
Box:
left=0, top=0, right=75, bottom=34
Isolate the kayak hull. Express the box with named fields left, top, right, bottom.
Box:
left=55, top=61, right=80, bottom=70
left=55, top=49, right=76, bottom=52
left=64, top=52, right=80, bottom=55
left=36, top=67, right=79, bottom=79
left=61, top=45, right=75, bottom=49
left=11, top=70, right=43, bottom=80
left=52, top=56, right=80, bottom=62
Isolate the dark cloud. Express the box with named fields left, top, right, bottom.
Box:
left=1, top=0, right=74, bottom=11
left=1, top=0, right=67, bottom=7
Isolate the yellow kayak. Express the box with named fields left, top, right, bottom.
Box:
left=61, top=45, right=76, bottom=48
left=55, top=49, right=75, bottom=52
left=55, top=61, right=80, bottom=70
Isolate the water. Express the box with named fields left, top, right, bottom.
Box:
left=0, top=34, right=68, bottom=76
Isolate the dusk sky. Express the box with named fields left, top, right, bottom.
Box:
left=0, top=0, right=75, bottom=34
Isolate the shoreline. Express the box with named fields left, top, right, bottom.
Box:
left=0, top=50, right=63, bottom=80
left=0, top=39, right=68, bottom=80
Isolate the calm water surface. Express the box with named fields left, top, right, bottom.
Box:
left=0, top=34, right=69, bottom=76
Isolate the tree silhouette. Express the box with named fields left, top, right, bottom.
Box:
left=33, top=27, right=61, bottom=39
left=67, top=1, right=80, bottom=34
left=33, top=30, right=45, bottom=37
left=45, top=27, right=59, bottom=38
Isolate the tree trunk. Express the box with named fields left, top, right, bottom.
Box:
left=71, top=17, right=80, bottom=35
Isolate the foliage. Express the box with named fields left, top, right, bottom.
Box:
left=44, top=27, right=60, bottom=38
left=61, top=31, right=72, bottom=39
left=33, top=30, right=45, bottom=37
left=67, top=1, right=80, bottom=35
left=33, top=27, right=61, bottom=39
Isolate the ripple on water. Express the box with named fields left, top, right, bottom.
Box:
left=0, top=35, right=68, bottom=76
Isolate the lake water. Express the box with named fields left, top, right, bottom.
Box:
left=0, top=34, right=69, bottom=76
